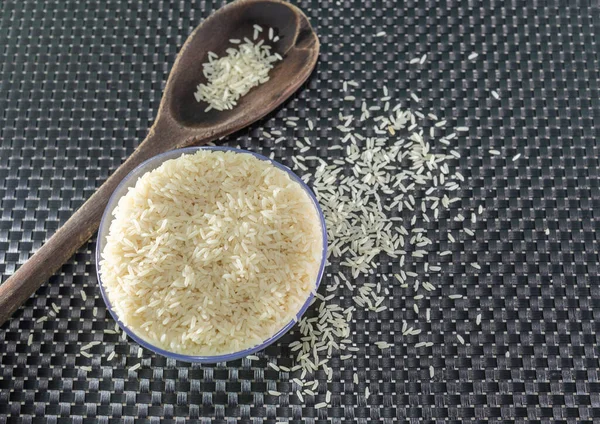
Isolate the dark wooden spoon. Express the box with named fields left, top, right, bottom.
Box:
left=0, top=0, right=319, bottom=326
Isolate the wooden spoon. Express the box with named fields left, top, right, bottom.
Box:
left=0, top=0, right=319, bottom=326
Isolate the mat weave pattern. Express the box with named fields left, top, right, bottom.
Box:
left=1, top=0, right=599, bottom=422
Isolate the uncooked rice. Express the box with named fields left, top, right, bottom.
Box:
left=100, top=150, right=323, bottom=356
left=282, top=73, right=490, bottom=384
left=194, top=32, right=281, bottom=111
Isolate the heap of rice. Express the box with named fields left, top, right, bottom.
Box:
left=194, top=30, right=281, bottom=112
left=99, top=150, right=323, bottom=356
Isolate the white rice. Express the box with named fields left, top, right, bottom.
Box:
left=194, top=33, right=281, bottom=111
left=80, top=341, right=100, bottom=351
left=255, top=54, right=488, bottom=384
left=100, top=150, right=323, bottom=356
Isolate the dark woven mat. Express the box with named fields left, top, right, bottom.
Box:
left=1, top=0, right=600, bottom=422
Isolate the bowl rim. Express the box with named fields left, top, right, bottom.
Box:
left=95, top=146, right=328, bottom=363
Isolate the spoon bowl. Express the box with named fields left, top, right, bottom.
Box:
left=0, top=0, right=320, bottom=327
left=154, top=0, right=319, bottom=148
left=167, top=0, right=318, bottom=132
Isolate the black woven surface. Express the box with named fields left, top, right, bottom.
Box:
left=1, top=0, right=600, bottom=422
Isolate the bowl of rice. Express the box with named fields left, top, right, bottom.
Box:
left=96, top=146, right=327, bottom=362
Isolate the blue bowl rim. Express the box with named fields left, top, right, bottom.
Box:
left=95, top=146, right=328, bottom=363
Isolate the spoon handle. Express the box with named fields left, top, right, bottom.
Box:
left=0, top=126, right=192, bottom=326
